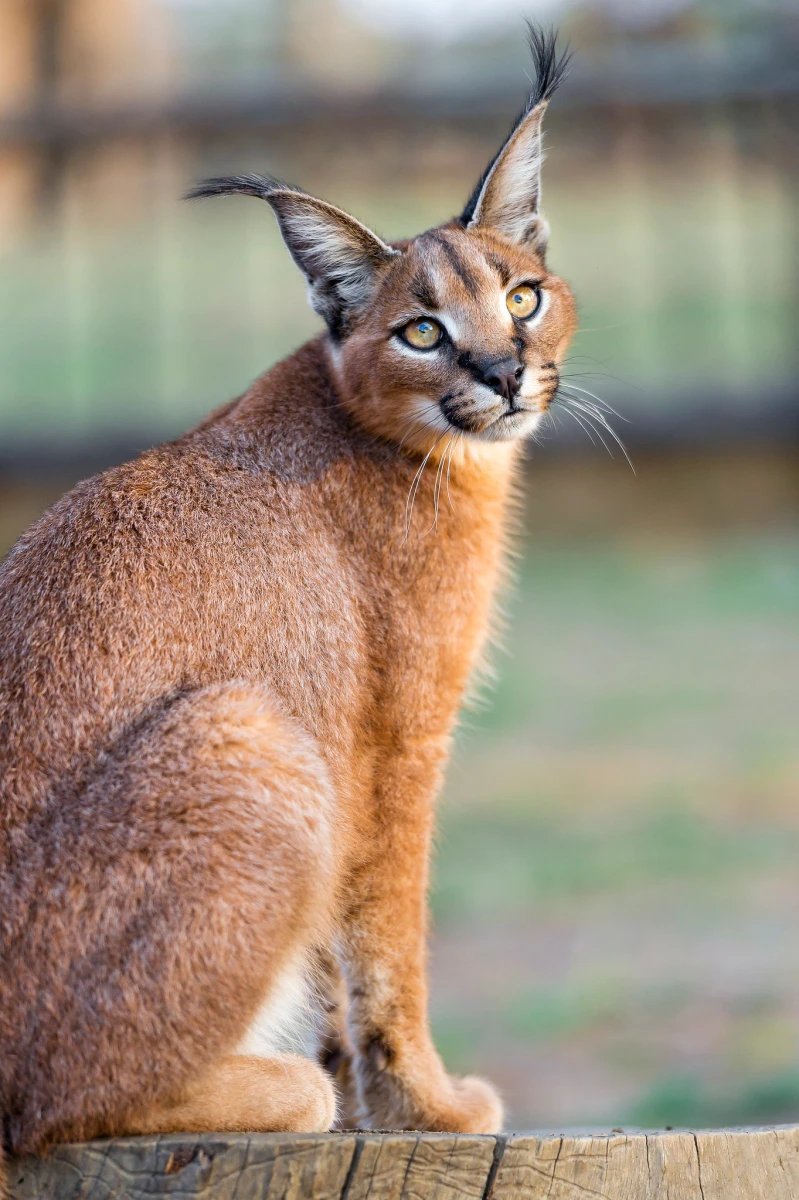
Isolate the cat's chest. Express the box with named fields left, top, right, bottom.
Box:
left=367, top=511, right=508, bottom=727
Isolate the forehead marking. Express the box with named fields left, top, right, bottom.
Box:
left=409, top=269, right=438, bottom=311
left=485, top=251, right=512, bottom=288
left=426, top=231, right=481, bottom=296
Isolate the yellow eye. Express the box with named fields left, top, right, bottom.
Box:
left=506, top=284, right=541, bottom=320
left=401, top=318, right=444, bottom=350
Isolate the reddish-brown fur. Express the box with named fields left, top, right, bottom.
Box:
left=0, top=31, right=576, bottom=1175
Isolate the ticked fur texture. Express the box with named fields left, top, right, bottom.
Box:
left=0, top=25, right=576, bottom=1169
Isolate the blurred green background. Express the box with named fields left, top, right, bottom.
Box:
left=1, top=0, right=798, bottom=1131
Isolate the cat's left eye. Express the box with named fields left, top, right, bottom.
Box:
left=506, top=284, right=541, bottom=320
left=399, top=318, right=444, bottom=351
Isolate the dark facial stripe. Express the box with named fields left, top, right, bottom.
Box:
left=409, top=270, right=438, bottom=311
left=485, top=251, right=512, bottom=288
left=427, top=232, right=481, bottom=296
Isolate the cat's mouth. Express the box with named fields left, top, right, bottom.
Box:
left=440, top=390, right=550, bottom=440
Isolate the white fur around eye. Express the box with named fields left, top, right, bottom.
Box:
left=523, top=286, right=549, bottom=327
left=393, top=338, right=443, bottom=360
left=440, top=314, right=462, bottom=342
left=495, top=292, right=515, bottom=328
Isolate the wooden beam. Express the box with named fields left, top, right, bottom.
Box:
left=8, top=1127, right=799, bottom=1198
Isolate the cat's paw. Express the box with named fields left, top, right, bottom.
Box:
left=359, top=1049, right=503, bottom=1133
left=435, top=1074, right=504, bottom=1134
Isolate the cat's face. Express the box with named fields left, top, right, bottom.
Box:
left=331, top=223, right=576, bottom=453
left=191, top=28, right=574, bottom=455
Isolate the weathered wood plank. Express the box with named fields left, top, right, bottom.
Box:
left=9, top=1126, right=799, bottom=1199
left=9, top=1133, right=358, bottom=1200
left=344, top=1133, right=496, bottom=1200
left=490, top=1127, right=799, bottom=1199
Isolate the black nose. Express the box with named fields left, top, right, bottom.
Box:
left=482, top=359, right=523, bottom=401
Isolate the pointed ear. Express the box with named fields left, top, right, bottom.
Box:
left=187, top=174, right=399, bottom=336
left=459, top=25, right=570, bottom=251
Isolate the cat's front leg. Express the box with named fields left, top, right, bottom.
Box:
left=338, top=741, right=503, bottom=1133
left=313, top=949, right=360, bottom=1129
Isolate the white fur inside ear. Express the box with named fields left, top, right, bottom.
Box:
left=272, top=197, right=398, bottom=320
left=280, top=209, right=374, bottom=308
left=530, top=214, right=550, bottom=253
left=469, top=103, right=549, bottom=248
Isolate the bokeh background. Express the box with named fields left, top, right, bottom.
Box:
left=1, top=0, right=798, bottom=1131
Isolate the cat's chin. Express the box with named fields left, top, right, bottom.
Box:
left=462, top=407, right=545, bottom=443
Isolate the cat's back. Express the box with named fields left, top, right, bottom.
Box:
left=0, top=436, right=253, bottom=666
left=0, top=342, right=374, bottom=820
left=0, top=442, right=239, bottom=813
left=0, top=338, right=352, bottom=670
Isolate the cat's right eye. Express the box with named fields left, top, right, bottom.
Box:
left=506, top=284, right=541, bottom=320
left=399, top=318, right=444, bottom=351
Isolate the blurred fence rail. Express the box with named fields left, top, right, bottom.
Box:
left=4, top=39, right=799, bottom=150
left=1, top=2, right=797, bottom=469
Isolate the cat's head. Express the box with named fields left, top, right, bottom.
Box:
left=190, top=25, right=576, bottom=455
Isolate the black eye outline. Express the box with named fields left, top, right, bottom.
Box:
left=396, top=317, right=446, bottom=352
left=506, top=282, right=543, bottom=322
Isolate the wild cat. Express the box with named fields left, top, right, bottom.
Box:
left=0, top=26, right=577, bottom=1164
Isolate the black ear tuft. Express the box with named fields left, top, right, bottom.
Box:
left=184, top=171, right=398, bottom=338
left=184, top=173, right=303, bottom=203
left=524, top=23, right=572, bottom=110
left=459, top=24, right=570, bottom=228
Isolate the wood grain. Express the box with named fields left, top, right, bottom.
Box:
left=9, top=1127, right=799, bottom=1198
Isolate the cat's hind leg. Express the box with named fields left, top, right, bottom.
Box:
left=4, top=682, right=337, bottom=1153
left=125, top=1054, right=336, bottom=1135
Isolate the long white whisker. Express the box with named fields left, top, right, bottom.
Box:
left=560, top=401, right=601, bottom=449
left=397, top=404, right=443, bottom=453
left=560, top=366, right=633, bottom=390
left=560, top=392, right=635, bottom=474
left=445, top=432, right=462, bottom=511
left=405, top=449, right=434, bottom=536
left=404, top=434, right=445, bottom=539
left=571, top=399, right=635, bottom=473
left=563, top=390, right=621, bottom=421
left=571, top=320, right=632, bottom=334
left=562, top=395, right=618, bottom=454
left=432, top=441, right=449, bottom=531
left=543, top=408, right=562, bottom=439
left=559, top=380, right=628, bottom=422
left=559, top=377, right=621, bottom=415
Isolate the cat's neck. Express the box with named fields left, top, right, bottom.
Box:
left=200, top=334, right=522, bottom=502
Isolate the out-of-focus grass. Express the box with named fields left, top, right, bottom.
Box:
left=432, top=807, right=799, bottom=924
left=430, top=526, right=799, bottom=1129
left=448, top=531, right=798, bottom=808
left=628, top=1070, right=799, bottom=1128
